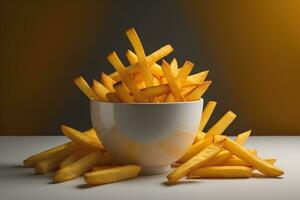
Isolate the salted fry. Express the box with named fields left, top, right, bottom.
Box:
left=106, top=92, right=121, bottom=102
left=185, top=81, right=212, bottom=101
left=101, top=72, right=116, bottom=92
left=107, top=51, right=148, bottom=102
left=205, top=111, right=237, bottom=138
left=178, top=136, right=213, bottom=163
left=188, top=166, right=252, bottom=179
left=84, top=165, right=141, bottom=185
left=114, top=82, right=134, bottom=103
left=167, top=140, right=224, bottom=184
left=199, top=101, right=217, bottom=131
left=161, top=60, right=185, bottom=101
left=183, top=70, right=209, bottom=87
left=53, top=151, right=108, bottom=182
left=218, top=136, right=284, bottom=177
left=92, top=79, right=109, bottom=102
left=35, top=144, right=75, bottom=174
left=61, top=125, right=104, bottom=151
left=60, top=150, right=89, bottom=169
left=74, top=76, right=97, bottom=99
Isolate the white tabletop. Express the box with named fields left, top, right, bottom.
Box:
left=0, top=136, right=299, bottom=200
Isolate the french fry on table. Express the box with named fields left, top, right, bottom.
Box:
left=60, top=150, right=90, bottom=169
left=107, top=51, right=148, bottom=103
left=61, top=125, right=104, bottom=151
left=205, top=111, right=237, bottom=138
left=217, top=135, right=284, bottom=177
left=84, top=165, right=141, bottom=185
left=185, top=81, right=212, bottom=101
left=114, top=82, right=134, bottom=103
left=188, top=166, right=252, bottom=179
left=167, top=139, right=225, bottom=184
left=53, top=151, right=111, bottom=183
left=101, top=72, right=116, bottom=92
left=198, top=101, right=217, bottom=132
left=223, top=157, right=276, bottom=166
left=92, top=79, right=109, bottom=102
left=74, top=76, right=97, bottom=99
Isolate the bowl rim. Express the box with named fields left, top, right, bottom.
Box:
left=90, top=98, right=203, bottom=105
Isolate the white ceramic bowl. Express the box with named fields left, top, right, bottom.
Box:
left=90, top=99, right=203, bottom=175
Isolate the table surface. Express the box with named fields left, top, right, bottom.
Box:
left=0, top=136, right=299, bottom=200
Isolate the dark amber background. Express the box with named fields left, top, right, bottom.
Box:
left=1, top=0, right=299, bottom=135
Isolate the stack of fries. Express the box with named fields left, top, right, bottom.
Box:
left=23, top=28, right=284, bottom=186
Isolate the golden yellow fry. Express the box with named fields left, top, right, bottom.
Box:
left=107, top=51, right=148, bottom=102
left=61, top=125, right=104, bottom=151
left=171, top=162, right=181, bottom=168
left=177, top=136, right=213, bottom=163
left=141, top=84, right=170, bottom=98
left=114, top=82, right=134, bottom=103
left=167, top=140, right=224, bottom=184
left=223, top=157, right=276, bottom=166
left=92, top=79, right=109, bottom=102
left=170, top=58, right=179, bottom=77
left=188, top=166, right=252, bottom=179
left=182, top=70, right=209, bottom=87
left=205, top=111, right=237, bottom=138
left=158, top=94, right=167, bottom=102
left=106, top=92, right=121, bottom=102
left=176, top=61, right=194, bottom=88
left=165, top=93, right=175, bottom=102
left=23, top=142, right=72, bottom=167
left=146, top=44, right=173, bottom=65
left=218, top=136, right=284, bottom=177
left=84, top=165, right=141, bottom=185
left=53, top=151, right=107, bottom=183
left=92, top=165, right=119, bottom=171
left=74, top=76, right=97, bottom=99
left=59, top=150, right=89, bottom=169
left=134, top=73, right=144, bottom=85
left=181, top=85, right=197, bottom=96
left=125, top=50, right=138, bottom=65
left=161, top=60, right=185, bottom=101
left=35, top=143, right=75, bottom=174
left=101, top=72, right=116, bottom=92
left=185, top=81, right=212, bottom=101
left=193, top=131, right=206, bottom=143
left=199, top=101, right=217, bottom=131
left=160, top=77, right=168, bottom=84
left=153, top=76, right=160, bottom=86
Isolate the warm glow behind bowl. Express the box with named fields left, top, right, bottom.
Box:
left=90, top=99, right=203, bottom=175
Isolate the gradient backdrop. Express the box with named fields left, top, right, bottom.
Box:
left=1, top=0, right=300, bottom=135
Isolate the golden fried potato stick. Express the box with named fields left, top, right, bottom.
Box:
left=153, top=76, right=160, bottom=86
left=92, top=79, right=109, bottom=102
left=223, top=157, right=276, bottom=166
left=185, top=81, right=212, bottom=101
left=182, top=70, right=209, bottom=87
left=92, top=165, right=119, bottom=171
left=160, top=77, right=168, bottom=84
left=59, top=150, right=90, bottom=169
left=188, top=166, right=252, bottom=179
left=61, top=125, right=104, bottom=151
left=199, top=101, right=217, bottom=132
left=74, top=76, right=97, bottom=99
left=170, top=58, right=179, bottom=77
left=53, top=151, right=109, bottom=183
left=101, top=72, right=116, bottom=92
left=217, top=135, right=284, bottom=177
left=35, top=143, right=76, bottom=174
left=193, top=131, right=206, bottom=143
left=106, top=92, right=121, bottom=102
left=161, top=60, right=185, bottom=101
left=126, top=28, right=154, bottom=88
left=205, top=111, right=237, bottom=138
left=181, top=85, right=197, bottom=96
left=146, top=44, right=173, bottom=65
left=177, top=136, right=213, bottom=163
left=125, top=50, right=137, bottom=65
left=141, top=84, right=170, bottom=98
left=107, top=51, right=148, bottom=102
left=114, top=82, right=134, bottom=103
left=84, top=165, right=141, bottom=185
left=167, top=140, right=224, bottom=184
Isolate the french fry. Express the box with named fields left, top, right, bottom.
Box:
left=194, top=131, right=206, bottom=143
left=161, top=60, right=185, bottom=101
left=176, top=61, right=194, bottom=88
left=177, top=136, right=213, bottom=163
left=170, top=58, right=179, bottom=77
left=92, top=165, right=119, bottom=171
left=114, top=82, right=134, bottom=103
left=106, top=92, right=121, bottom=102
left=182, top=70, right=209, bottom=87
left=84, top=165, right=141, bottom=185
left=74, top=76, right=97, bottom=99
left=101, top=72, right=116, bottom=92
left=92, top=79, right=109, bottom=102
left=35, top=143, right=76, bottom=174
left=223, top=157, right=276, bottom=166
left=181, top=85, right=197, bottom=96
left=198, top=101, right=217, bottom=131
left=188, top=166, right=252, bottom=179
left=107, top=51, right=148, bottom=102
left=185, top=81, right=212, bottom=101
left=141, top=84, right=170, bottom=98
left=146, top=44, right=173, bottom=65
left=167, top=140, right=224, bottom=184
left=218, top=136, right=284, bottom=177
left=53, top=151, right=107, bottom=183
left=205, top=111, right=237, bottom=138
left=59, top=150, right=89, bottom=169
left=160, top=77, right=168, bottom=84
left=61, top=125, right=104, bottom=151
left=158, top=94, right=167, bottom=102
left=153, top=76, right=160, bottom=86
left=125, top=50, right=138, bottom=65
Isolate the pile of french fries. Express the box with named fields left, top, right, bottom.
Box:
left=23, top=28, right=284, bottom=186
